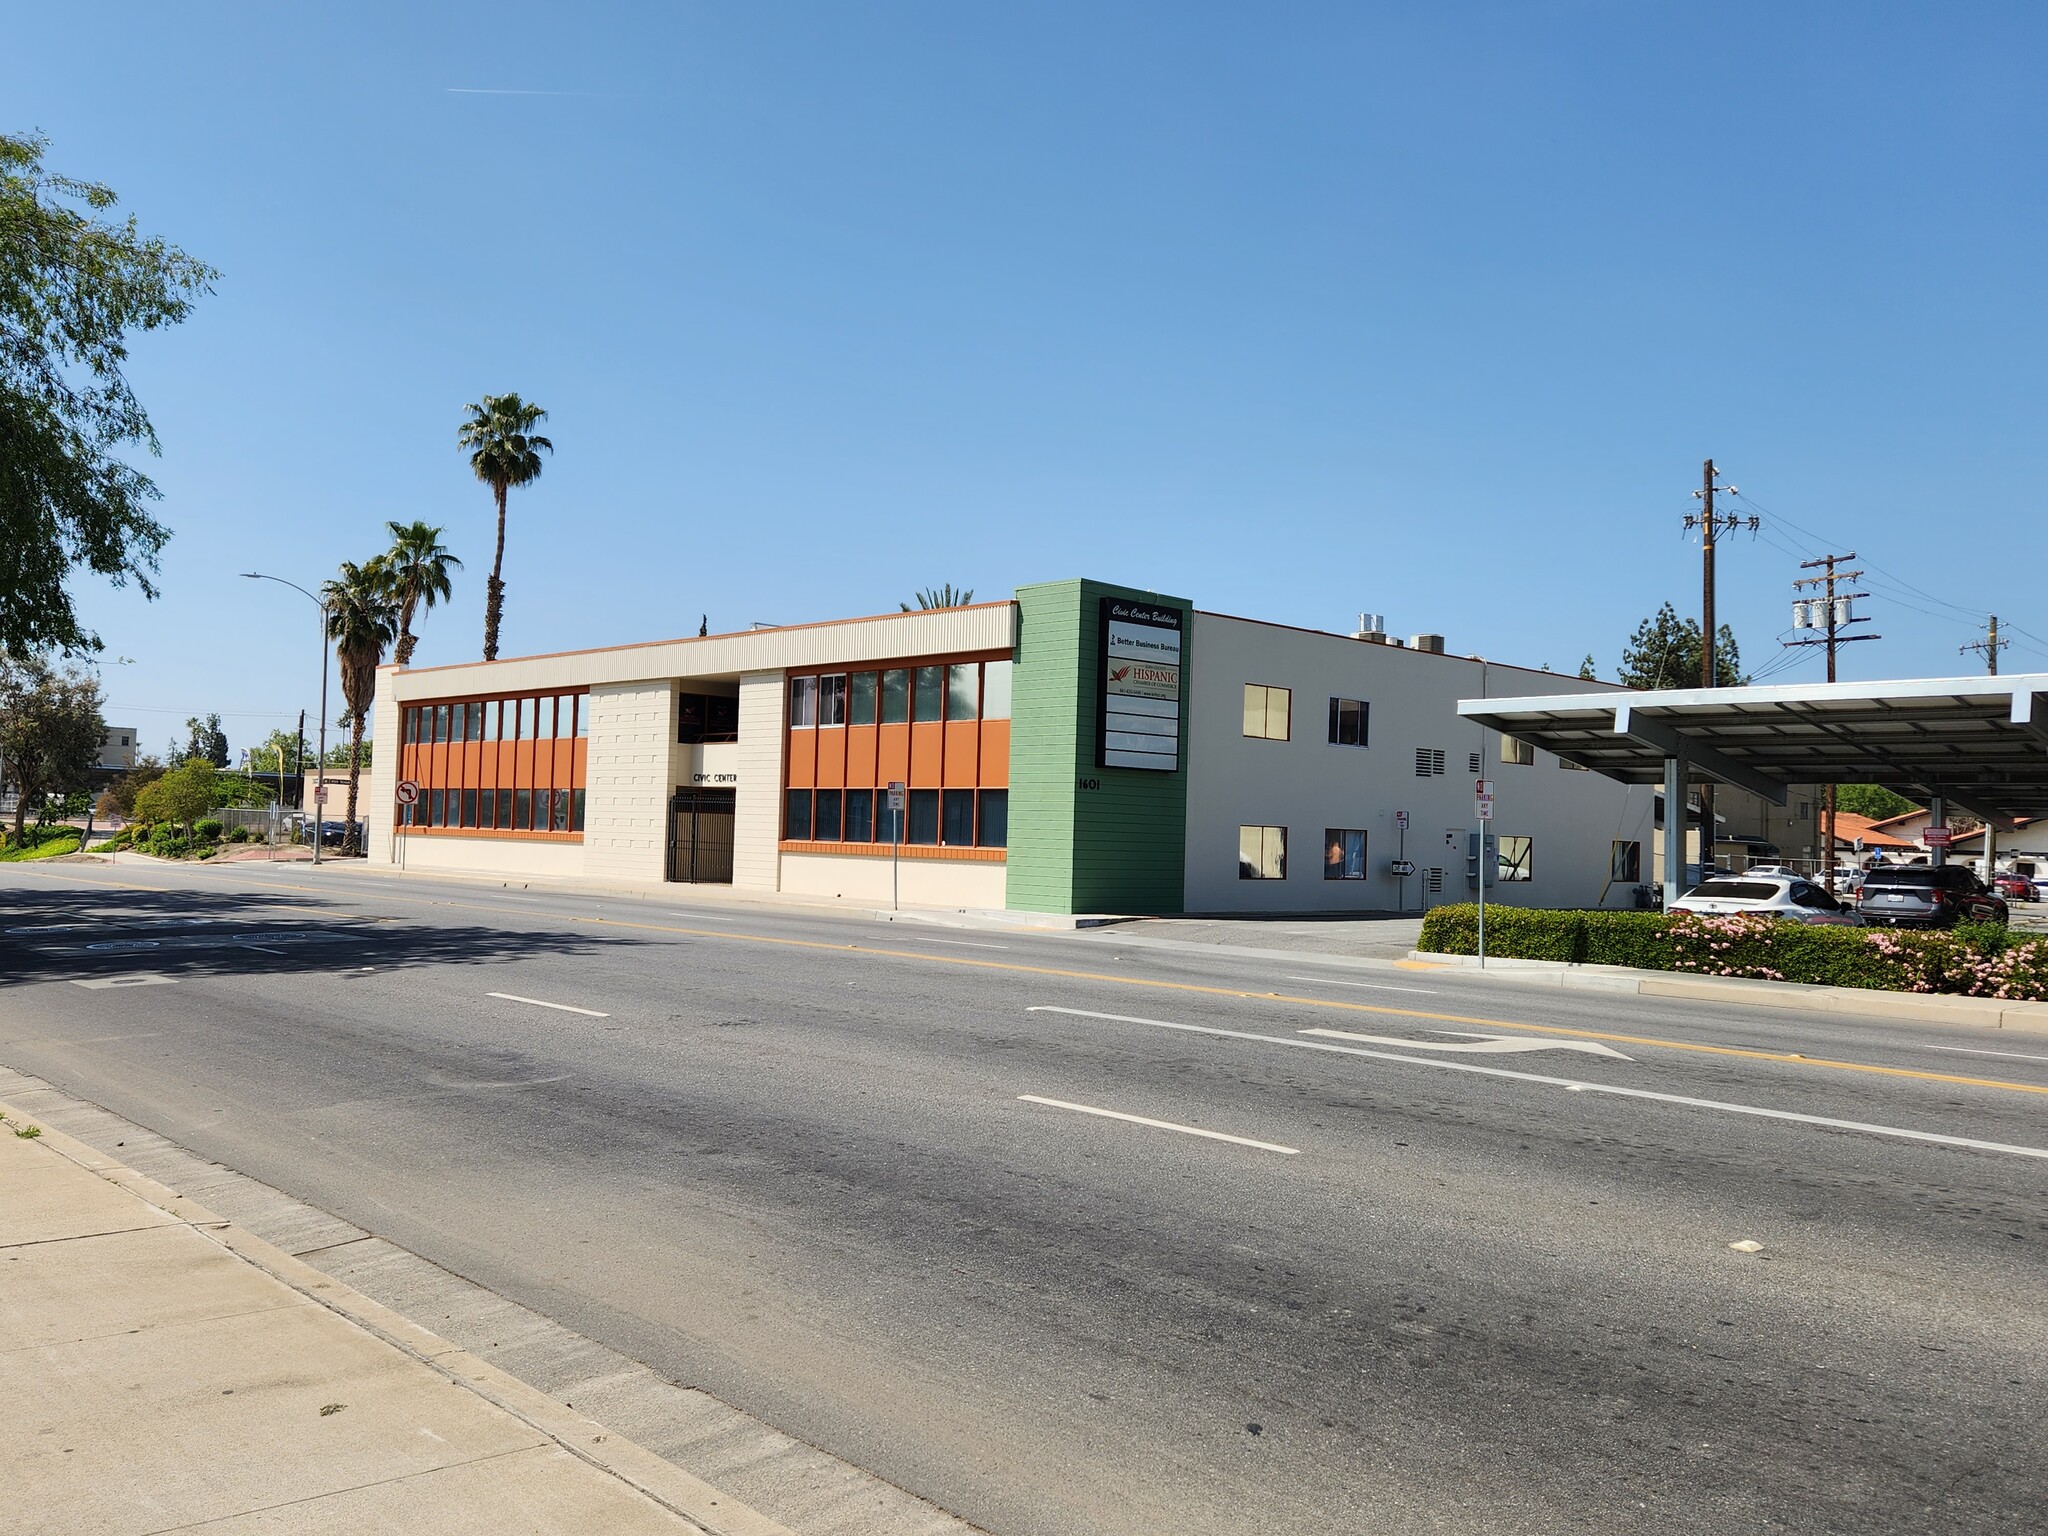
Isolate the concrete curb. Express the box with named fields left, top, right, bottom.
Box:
left=1, top=1101, right=796, bottom=1536
left=1410, top=950, right=2048, bottom=1035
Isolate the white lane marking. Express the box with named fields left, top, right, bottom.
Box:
left=1924, top=1044, right=2048, bottom=1064
left=485, top=992, right=610, bottom=1018
left=1303, top=1026, right=1632, bottom=1060
left=1017, top=1094, right=1299, bottom=1155
left=1025, top=1006, right=2048, bottom=1162
left=71, top=974, right=179, bottom=989
left=1285, top=974, right=1440, bottom=995
left=906, top=937, right=1012, bottom=949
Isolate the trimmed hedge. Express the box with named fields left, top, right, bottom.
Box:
left=1416, top=904, right=2048, bottom=999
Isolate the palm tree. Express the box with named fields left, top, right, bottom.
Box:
left=457, top=394, right=553, bottom=661
left=380, top=520, right=461, bottom=667
left=901, top=583, right=974, bottom=612
left=322, top=560, right=397, bottom=856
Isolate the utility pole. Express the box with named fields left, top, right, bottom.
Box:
left=295, top=710, right=307, bottom=812
left=1785, top=554, right=1879, bottom=891
left=1961, top=616, right=2008, bottom=676
left=1684, top=460, right=1758, bottom=881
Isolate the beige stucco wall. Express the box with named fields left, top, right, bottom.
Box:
left=778, top=851, right=1006, bottom=909
left=583, top=683, right=677, bottom=884
left=733, top=672, right=786, bottom=891
left=387, top=832, right=587, bottom=880
left=366, top=678, right=400, bottom=863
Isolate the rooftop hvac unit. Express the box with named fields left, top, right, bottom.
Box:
left=1410, top=633, right=1446, bottom=653
left=1353, top=612, right=1387, bottom=639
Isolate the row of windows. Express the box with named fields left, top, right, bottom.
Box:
left=791, top=661, right=1013, bottom=728
left=405, top=695, right=588, bottom=745
left=398, top=786, right=586, bottom=833
left=786, top=787, right=1009, bottom=848
left=1237, top=825, right=1577, bottom=883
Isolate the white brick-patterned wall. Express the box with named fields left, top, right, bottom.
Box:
left=367, top=669, right=401, bottom=864
left=733, top=670, right=786, bottom=891
left=583, top=682, right=678, bottom=884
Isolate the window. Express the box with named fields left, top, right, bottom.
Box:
left=1415, top=748, right=1446, bottom=777
left=1610, top=840, right=1641, bottom=883
left=845, top=789, right=875, bottom=842
left=881, top=668, right=910, bottom=724
left=1324, top=828, right=1367, bottom=880
left=551, top=789, right=570, bottom=831
left=1559, top=756, right=1588, bottom=770
left=942, top=789, right=976, bottom=846
left=819, top=674, right=848, bottom=727
left=978, top=789, right=1008, bottom=848
left=1239, top=825, right=1287, bottom=879
left=434, top=704, right=450, bottom=744
left=908, top=788, right=940, bottom=844
left=404, top=710, right=418, bottom=745
left=516, top=788, right=533, bottom=830
left=1243, top=684, right=1291, bottom=741
left=1797, top=799, right=1811, bottom=820
left=1328, top=698, right=1369, bottom=748
left=557, top=696, right=573, bottom=737
left=785, top=788, right=813, bottom=839
left=1497, top=835, right=1533, bottom=882
left=789, top=676, right=818, bottom=728
left=575, top=698, right=589, bottom=737
left=814, top=789, right=843, bottom=840
left=1468, top=751, right=1482, bottom=774
left=571, top=789, right=586, bottom=832
left=913, top=666, right=944, bottom=722
left=946, top=664, right=979, bottom=721
left=850, top=672, right=878, bottom=726
left=983, top=661, right=1013, bottom=720
left=678, top=693, right=740, bottom=743
left=480, top=789, right=497, bottom=829
left=461, top=789, right=478, bottom=828
left=1501, top=735, right=1534, bottom=766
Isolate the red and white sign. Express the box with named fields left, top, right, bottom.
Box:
left=887, top=781, right=906, bottom=812
left=1476, top=793, right=1495, bottom=823
left=1922, top=825, right=1952, bottom=848
left=313, top=785, right=328, bottom=804
left=394, top=780, right=420, bottom=806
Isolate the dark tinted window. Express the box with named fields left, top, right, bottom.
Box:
left=1688, top=880, right=1781, bottom=900
left=1863, top=868, right=1938, bottom=888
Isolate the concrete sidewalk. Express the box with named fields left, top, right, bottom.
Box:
left=0, top=1102, right=791, bottom=1536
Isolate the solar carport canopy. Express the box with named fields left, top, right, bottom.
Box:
left=1457, top=674, right=2048, bottom=831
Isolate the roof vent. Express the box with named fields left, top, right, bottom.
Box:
left=1410, top=633, right=1446, bottom=654
left=1352, top=612, right=1389, bottom=643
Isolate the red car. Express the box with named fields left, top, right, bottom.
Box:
left=1992, top=873, right=2038, bottom=902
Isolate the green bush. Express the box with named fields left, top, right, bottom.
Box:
left=225, top=825, right=254, bottom=843
left=194, top=818, right=224, bottom=841
left=1416, top=904, right=2048, bottom=999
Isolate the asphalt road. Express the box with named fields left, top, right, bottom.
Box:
left=3, top=858, right=2045, bottom=1534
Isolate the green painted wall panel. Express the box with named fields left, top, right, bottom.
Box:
left=1007, top=578, right=1190, bottom=915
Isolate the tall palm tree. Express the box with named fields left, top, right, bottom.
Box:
left=457, top=393, right=553, bottom=661
left=901, top=583, right=974, bottom=612
left=322, top=560, right=397, bottom=857
left=380, top=520, right=461, bottom=667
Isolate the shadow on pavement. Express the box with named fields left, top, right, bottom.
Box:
left=0, top=880, right=654, bottom=989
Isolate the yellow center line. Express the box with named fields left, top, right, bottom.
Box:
left=13, top=862, right=2048, bottom=1099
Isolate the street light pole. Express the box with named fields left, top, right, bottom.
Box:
left=243, top=572, right=330, bottom=867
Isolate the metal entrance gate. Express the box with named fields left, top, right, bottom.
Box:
left=668, top=788, right=736, bottom=883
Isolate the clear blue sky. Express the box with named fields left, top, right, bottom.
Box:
left=11, top=3, right=2047, bottom=758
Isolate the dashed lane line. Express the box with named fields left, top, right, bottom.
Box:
left=13, top=861, right=2048, bottom=1100
left=1017, top=1094, right=1299, bottom=1155
left=485, top=992, right=610, bottom=1018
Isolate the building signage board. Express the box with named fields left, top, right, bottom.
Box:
left=1098, top=596, right=1183, bottom=772
left=1922, top=826, right=1952, bottom=848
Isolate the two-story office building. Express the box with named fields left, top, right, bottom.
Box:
left=368, top=577, right=1656, bottom=915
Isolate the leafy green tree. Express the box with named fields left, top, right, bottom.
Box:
left=170, top=711, right=229, bottom=768
left=378, top=520, right=461, bottom=667
left=133, top=759, right=214, bottom=834
left=0, top=651, right=104, bottom=843
left=1835, top=784, right=1918, bottom=821
left=457, top=394, right=552, bottom=661
left=99, top=752, right=165, bottom=817
left=901, top=584, right=974, bottom=611
left=322, top=560, right=396, bottom=854
left=0, top=132, right=216, bottom=657
left=1577, top=654, right=1598, bottom=681
left=250, top=728, right=305, bottom=777
left=1617, top=603, right=1744, bottom=689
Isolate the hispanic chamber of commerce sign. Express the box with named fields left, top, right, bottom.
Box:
left=1098, top=596, right=1183, bottom=772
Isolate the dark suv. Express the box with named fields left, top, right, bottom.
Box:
left=1858, top=865, right=2009, bottom=928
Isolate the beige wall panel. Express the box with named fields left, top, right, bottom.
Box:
left=778, top=852, right=1006, bottom=909
left=584, top=683, right=677, bottom=885
left=388, top=834, right=587, bottom=880
left=733, top=671, right=786, bottom=891
left=367, top=672, right=401, bottom=864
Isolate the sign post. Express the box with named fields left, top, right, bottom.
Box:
left=1475, top=780, right=1494, bottom=967
left=395, top=780, right=419, bottom=871
left=887, top=781, right=906, bottom=911
left=1394, top=809, right=1410, bottom=911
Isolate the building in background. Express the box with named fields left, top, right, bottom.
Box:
left=368, top=577, right=1657, bottom=915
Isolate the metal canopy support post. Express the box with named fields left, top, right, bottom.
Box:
left=1928, top=795, right=1946, bottom=868
left=1663, top=755, right=1689, bottom=909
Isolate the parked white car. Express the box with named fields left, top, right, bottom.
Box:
left=1669, top=873, right=1865, bottom=926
